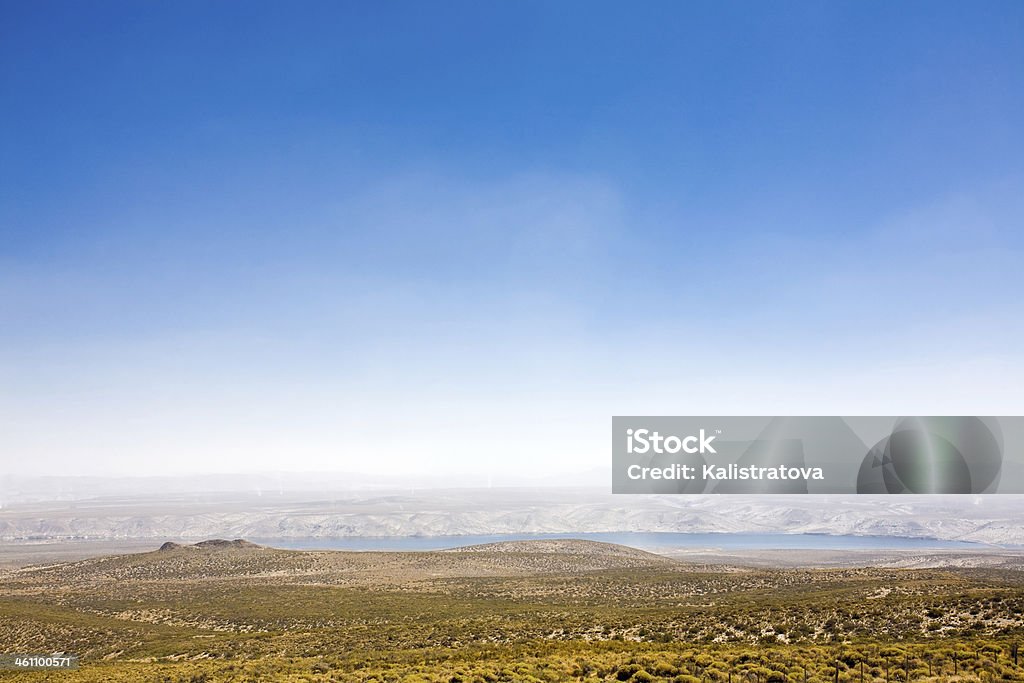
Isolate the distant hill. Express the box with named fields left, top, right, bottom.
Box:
left=450, top=538, right=671, bottom=559
left=159, top=539, right=261, bottom=551
left=9, top=538, right=679, bottom=587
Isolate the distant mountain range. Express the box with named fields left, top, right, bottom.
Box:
left=0, top=483, right=1021, bottom=546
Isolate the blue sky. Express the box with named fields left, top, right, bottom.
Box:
left=2, top=1, right=1023, bottom=478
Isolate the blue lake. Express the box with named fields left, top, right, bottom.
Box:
left=251, top=532, right=994, bottom=553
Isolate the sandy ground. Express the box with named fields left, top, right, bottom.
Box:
left=0, top=539, right=181, bottom=569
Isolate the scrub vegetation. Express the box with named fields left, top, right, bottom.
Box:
left=0, top=540, right=1022, bottom=682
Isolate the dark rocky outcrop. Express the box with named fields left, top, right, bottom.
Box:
left=193, top=539, right=260, bottom=549
left=158, top=539, right=260, bottom=552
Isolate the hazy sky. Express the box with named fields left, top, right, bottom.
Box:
left=2, top=1, right=1023, bottom=478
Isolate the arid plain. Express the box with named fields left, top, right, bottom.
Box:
left=2, top=537, right=1023, bottom=682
